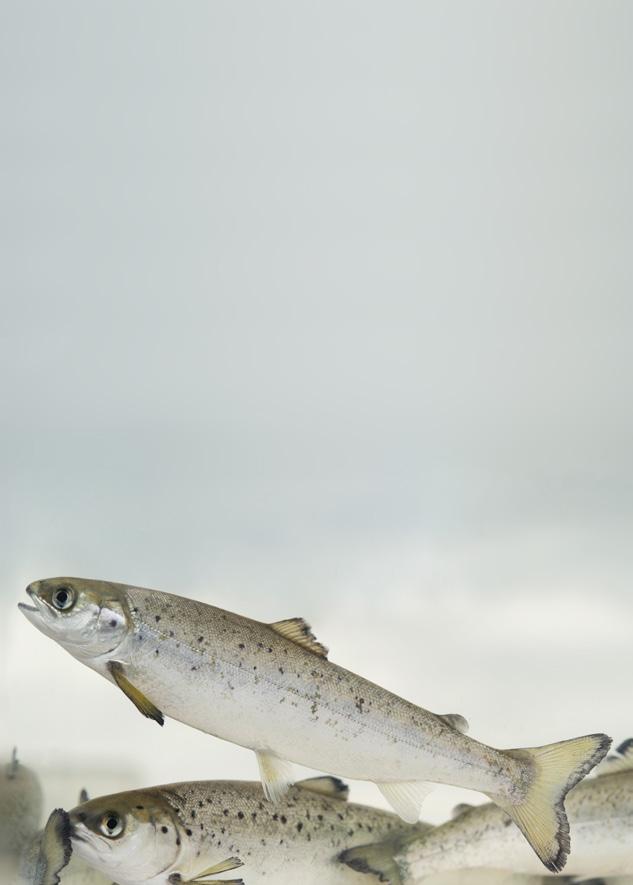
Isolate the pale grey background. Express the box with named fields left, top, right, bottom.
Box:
left=1, top=1, right=632, bottom=823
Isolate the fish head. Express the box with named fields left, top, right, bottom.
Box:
left=19, top=578, right=131, bottom=661
left=68, top=789, right=182, bottom=884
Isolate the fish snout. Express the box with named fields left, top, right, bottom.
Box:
left=18, top=585, right=43, bottom=618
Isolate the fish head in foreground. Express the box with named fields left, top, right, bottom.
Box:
left=18, top=578, right=132, bottom=661
left=68, top=790, right=181, bottom=885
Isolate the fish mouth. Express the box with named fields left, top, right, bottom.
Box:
left=18, top=587, right=40, bottom=613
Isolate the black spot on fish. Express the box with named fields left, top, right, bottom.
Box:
left=186, top=828, right=193, bottom=837
left=176, top=837, right=181, bottom=846
left=198, top=636, right=204, bottom=643
left=237, top=811, right=244, bottom=819
left=223, top=809, right=229, bottom=816
left=136, top=805, right=144, bottom=811
left=296, top=822, right=303, bottom=832
left=278, top=666, right=284, bottom=674
left=238, top=642, right=245, bottom=649
left=280, top=815, right=287, bottom=824
left=161, top=826, right=168, bottom=833
left=191, top=810, right=196, bottom=819
left=191, top=666, right=198, bottom=671
left=109, top=619, right=117, bottom=627
left=169, top=630, right=174, bottom=638
left=155, top=615, right=161, bottom=622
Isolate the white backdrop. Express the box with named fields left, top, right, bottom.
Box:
left=1, top=0, right=632, bottom=825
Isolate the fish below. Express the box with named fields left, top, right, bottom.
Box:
left=19, top=576, right=612, bottom=871
left=341, top=738, right=633, bottom=882
left=64, top=776, right=426, bottom=885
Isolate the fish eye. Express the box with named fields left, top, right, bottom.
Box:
left=52, top=587, right=75, bottom=611
left=99, top=811, right=124, bottom=838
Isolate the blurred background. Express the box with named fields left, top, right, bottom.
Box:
left=1, top=0, right=632, bottom=831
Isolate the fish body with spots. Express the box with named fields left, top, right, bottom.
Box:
left=66, top=778, right=426, bottom=885
left=19, top=577, right=611, bottom=872
left=341, top=741, right=633, bottom=881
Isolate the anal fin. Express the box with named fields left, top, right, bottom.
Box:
left=256, top=750, right=294, bottom=802
left=107, top=661, right=164, bottom=726
left=376, top=781, right=433, bottom=823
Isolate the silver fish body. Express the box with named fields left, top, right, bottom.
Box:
left=19, top=577, right=611, bottom=871
left=67, top=778, right=425, bottom=885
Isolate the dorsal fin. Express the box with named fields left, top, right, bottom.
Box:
left=595, top=737, right=633, bottom=776
left=78, top=788, right=89, bottom=803
left=297, top=776, right=349, bottom=800
left=450, top=802, right=475, bottom=819
left=437, top=713, right=469, bottom=734
left=8, top=747, right=19, bottom=779
left=269, top=618, right=328, bottom=658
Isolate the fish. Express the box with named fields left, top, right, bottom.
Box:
left=65, top=775, right=427, bottom=885
left=340, top=737, right=633, bottom=882
left=1, top=749, right=44, bottom=882
left=19, top=576, right=611, bottom=871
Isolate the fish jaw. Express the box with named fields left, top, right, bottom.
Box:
left=17, top=586, right=46, bottom=629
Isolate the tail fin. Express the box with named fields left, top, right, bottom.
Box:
left=495, top=733, right=611, bottom=872
left=339, top=842, right=402, bottom=884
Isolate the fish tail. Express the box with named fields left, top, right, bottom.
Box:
left=339, top=840, right=403, bottom=884
left=493, top=733, right=611, bottom=872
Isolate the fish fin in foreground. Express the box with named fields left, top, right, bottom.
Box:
left=339, top=841, right=403, bottom=885
left=107, top=661, right=164, bottom=725
left=256, top=750, right=295, bottom=801
left=437, top=713, right=469, bottom=734
left=168, top=855, right=244, bottom=884
left=594, top=736, right=633, bottom=776
left=34, top=808, right=73, bottom=885
left=377, top=781, right=434, bottom=823
left=269, top=617, right=329, bottom=658
left=493, top=733, right=611, bottom=872
left=296, top=775, right=349, bottom=800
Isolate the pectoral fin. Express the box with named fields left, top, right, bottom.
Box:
left=377, top=781, right=433, bottom=823
left=168, top=856, right=244, bottom=884
left=107, top=661, right=164, bottom=726
left=256, top=750, right=294, bottom=802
